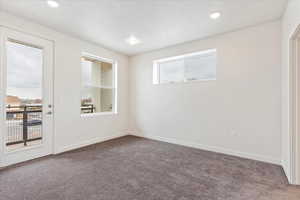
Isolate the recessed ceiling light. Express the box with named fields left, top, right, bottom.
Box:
left=210, top=12, right=221, bottom=20
left=47, top=0, right=59, bottom=8
left=125, top=35, right=141, bottom=46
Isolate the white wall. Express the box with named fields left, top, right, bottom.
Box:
left=281, top=0, right=300, bottom=183
left=0, top=12, right=129, bottom=154
left=129, top=21, right=282, bottom=164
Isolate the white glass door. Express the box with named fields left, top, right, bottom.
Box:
left=0, top=27, right=53, bottom=167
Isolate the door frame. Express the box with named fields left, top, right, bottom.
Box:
left=290, top=24, right=300, bottom=185
left=0, top=26, right=4, bottom=167
left=0, top=26, right=55, bottom=167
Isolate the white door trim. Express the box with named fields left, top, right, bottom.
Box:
left=0, top=26, right=5, bottom=167
left=290, top=24, right=300, bottom=185
left=0, top=27, right=54, bottom=167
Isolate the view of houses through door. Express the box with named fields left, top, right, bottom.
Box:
left=0, top=27, right=54, bottom=167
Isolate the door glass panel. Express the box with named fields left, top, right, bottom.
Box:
left=5, top=40, right=43, bottom=151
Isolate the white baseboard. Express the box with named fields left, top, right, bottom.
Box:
left=281, top=160, right=292, bottom=183
left=54, top=130, right=281, bottom=165
left=130, top=132, right=281, bottom=165
left=54, top=132, right=127, bottom=154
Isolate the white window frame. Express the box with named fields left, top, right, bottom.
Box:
left=153, top=49, right=217, bottom=84
left=80, top=52, right=118, bottom=117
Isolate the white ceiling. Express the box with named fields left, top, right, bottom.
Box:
left=0, top=0, right=287, bottom=56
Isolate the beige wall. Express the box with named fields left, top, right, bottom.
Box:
left=129, top=21, right=282, bottom=164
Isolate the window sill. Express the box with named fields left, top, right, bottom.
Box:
left=80, top=112, right=118, bottom=118
left=154, top=78, right=216, bottom=85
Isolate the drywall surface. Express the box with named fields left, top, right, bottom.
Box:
left=281, top=0, right=300, bottom=183
left=129, top=21, right=282, bottom=164
left=0, top=12, right=129, bottom=155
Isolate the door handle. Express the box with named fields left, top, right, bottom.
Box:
left=46, top=111, right=52, bottom=115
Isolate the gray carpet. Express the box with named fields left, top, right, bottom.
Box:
left=1, top=135, right=300, bottom=200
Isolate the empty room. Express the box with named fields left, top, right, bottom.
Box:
left=1, top=0, right=300, bottom=199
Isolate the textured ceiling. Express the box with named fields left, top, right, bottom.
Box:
left=0, top=0, right=288, bottom=55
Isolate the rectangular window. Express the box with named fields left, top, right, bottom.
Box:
left=153, top=49, right=216, bottom=84
left=81, top=53, right=117, bottom=115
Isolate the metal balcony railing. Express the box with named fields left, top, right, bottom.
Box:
left=6, top=105, right=42, bottom=146
left=6, top=104, right=95, bottom=147
left=81, top=104, right=95, bottom=114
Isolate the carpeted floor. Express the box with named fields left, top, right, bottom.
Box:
left=1, top=136, right=300, bottom=200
